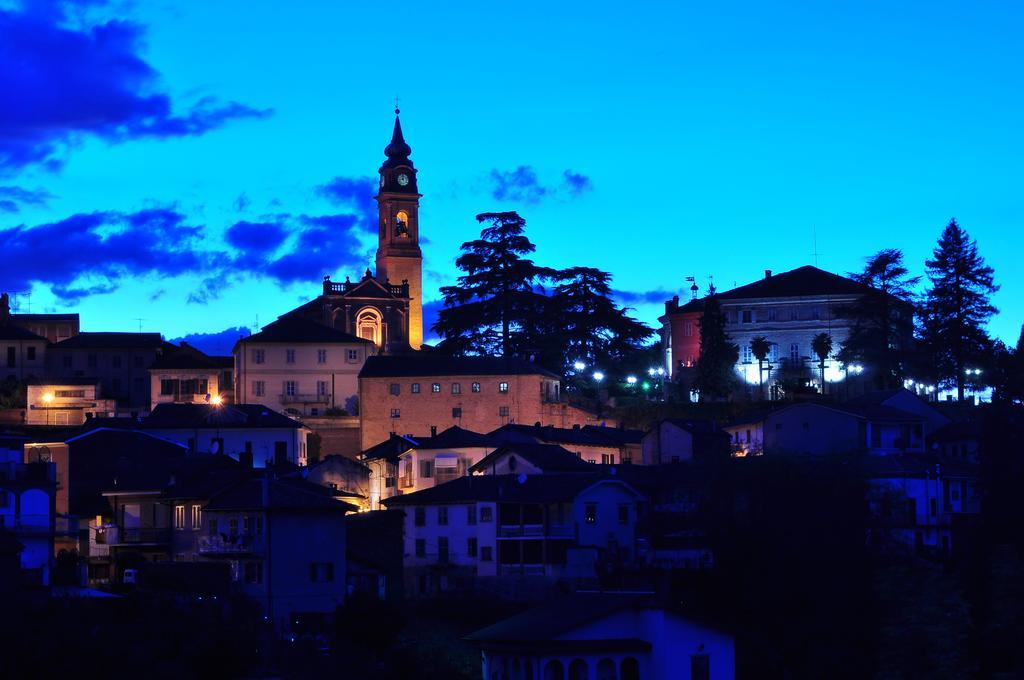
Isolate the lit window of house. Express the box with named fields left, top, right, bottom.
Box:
left=498, top=382, right=509, bottom=393
left=585, top=503, right=597, bottom=524
left=431, top=383, right=441, bottom=393
left=471, top=382, right=481, bottom=392
left=191, top=505, right=202, bottom=529
left=174, top=505, right=185, bottom=529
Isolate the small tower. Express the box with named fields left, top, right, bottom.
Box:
left=375, top=108, right=424, bottom=349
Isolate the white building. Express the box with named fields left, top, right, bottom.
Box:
left=466, top=591, right=736, bottom=680
left=26, top=379, right=117, bottom=426
left=149, top=342, right=233, bottom=410
left=382, top=473, right=645, bottom=597
left=234, top=315, right=375, bottom=417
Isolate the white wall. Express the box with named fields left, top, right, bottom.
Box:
left=642, top=422, right=695, bottom=464
left=145, top=426, right=309, bottom=466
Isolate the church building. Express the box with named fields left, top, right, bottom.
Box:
left=289, top=109, right=424, bottom=352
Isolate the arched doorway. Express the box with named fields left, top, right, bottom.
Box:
left=356, top=307, right=383, bottom=348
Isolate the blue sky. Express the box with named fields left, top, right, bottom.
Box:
left=2, top=0, right=1022, bottom=350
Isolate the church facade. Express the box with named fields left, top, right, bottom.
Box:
left=289, top=109, right=424, bottom=352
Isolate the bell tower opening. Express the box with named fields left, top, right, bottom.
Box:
left=375, top=107, right=424, bottom=350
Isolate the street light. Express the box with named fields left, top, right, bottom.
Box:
left=573, top=361, right=586, bottom=372
left=593, top=371, right=604, bottom=383
left=211, top=394, right=223, bottom=406
left=626, top=375, right=637, bottom=386
left=42, top=392, right=53, bottom=426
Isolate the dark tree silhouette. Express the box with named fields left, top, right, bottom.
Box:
left=550, top=266, right=652, bottom=372
left=838, top=249, right=919, bottom=389
left=433, top=212, right=553, bottom=357
left=695, top=287, right=739, bottom=401
left=920, top=219, right=999, bottom=401
left=812, top=332, right=833, bottom=395
left=749, top=336, right=772, bottom=400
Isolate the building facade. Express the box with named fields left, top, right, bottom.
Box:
left=358, top=355, right=565, bottom=451
left=149, top=342, right=233, bottom=410
left=661, top=266, right=880, bottom=397
left=234, top=315, right=375, bottom=417
left=26, top=379, right=117, bottom=426
left=0, top=295, right=48, bottom=382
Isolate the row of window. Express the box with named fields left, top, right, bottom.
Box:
left=730, top=306, right=828, bottom=324
left=252, top=380, right=330, bottom=397
left=4, top=345, right=38, bottom=366
left=209, top=516, right=264, bottom=536
left=390, top=381, right=509, bottom=396
left=414, top=505, right=492, bottom=527
left=390, top=405, right=510, bottom=419
left=160, top=378, right=209, bottom=396
left=414, top=536, right=491, bottom=562
left=251, top=348, right=360, bottom=365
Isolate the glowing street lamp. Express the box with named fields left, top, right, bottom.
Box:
left=592, top=371, right=604, bottom=383
left=626, top=375, right=637, bottom=386
left=573, top=361, right=586, bottom=372
left=42, top=392, right=53, bottom=426
left=211, top=394, right=223, bottom=406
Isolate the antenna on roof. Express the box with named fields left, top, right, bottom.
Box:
left=132, top=318, right=146, bottom=333
left=812, top=226, right=820, bottom=267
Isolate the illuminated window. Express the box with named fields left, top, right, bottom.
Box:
left=174, top=505, right=185, bottom=529
left=498, top=382, right=509, bottom=393
left=471, top=382, right=481, bottom=392
left=585, top=503, right=597, bottom=524
left=395, top=210, right=410, bottom=237
left=431, top=383, right=441, bottom=393
left=191, top=505, right=201, bottom=529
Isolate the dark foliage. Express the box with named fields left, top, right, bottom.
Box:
left=694, top=288, right=738, bottom=401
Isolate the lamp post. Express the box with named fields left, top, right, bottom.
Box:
left=42, top=392, right=53, bottom=426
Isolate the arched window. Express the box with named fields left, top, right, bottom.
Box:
left=596, top=659, right=616, bottom=680
left=395, top=210, right=410, bottom=237
left=356, top=307, right=383, bottom=348
left=568, top=660, right=588, bottom=680
left=544, top=660, right=565, bottom=680
left=620, top=657, right=640, bottom=680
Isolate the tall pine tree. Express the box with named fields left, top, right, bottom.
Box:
left=838, top=249, right=919, bottom=389
left=550, top=267, right=652, bottom=371
left=921, top=219, right=999, bottom=401
left=694, top=287, right=739, bottom=401
left=433, top=212, right=552, bottom=357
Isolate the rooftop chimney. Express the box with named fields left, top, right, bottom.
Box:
left=430, top=425, right=437, bottom=437
left=765, top=269, right=773, bottom=279
left=0, top=293, right=9, bottom=324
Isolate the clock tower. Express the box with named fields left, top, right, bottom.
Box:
left=375, top=108, right=424, bottom=349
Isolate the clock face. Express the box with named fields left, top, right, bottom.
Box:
left=397, top=173, right=410, bottom=186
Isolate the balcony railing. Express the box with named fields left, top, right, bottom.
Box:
left=198, top=534, right=264, bottom=555
left=324, top=278, right=409, bottom=298
left=279, top=393, right=330, bottom=404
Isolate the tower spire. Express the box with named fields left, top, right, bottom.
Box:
left=383, top=106, right=412, bottom=168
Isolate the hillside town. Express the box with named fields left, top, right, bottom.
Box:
left=2, top=111, right=1022, bottom=680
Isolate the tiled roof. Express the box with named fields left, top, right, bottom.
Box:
left=53, top=332, right=167, bottom=349
left=12, top=313, right=78, bottom=322
left=360, top=354, right=559, bottom=379
left=204, top=476, right=356, bottom=512
left=581, top=425, right=644, bottom=445
left=0, top=323, right=47, bottom=341
left=26, top=377, right=101, bottom=386
left=413, top=426, right=496, bottom=449
left=360, top=433, right=419, bottom=462
left=144, top=403, right=304, bottom=430
left=239, top=316, right=369, bottom=345
left=465, top=592, right=660, bottom=643
left=150, top=343, right=226, bottom=370
left=381, top=472, right=606, bottom=506
left=469, top=443, right=596, bottom=473
left=490, top=423, right=618, bottom=447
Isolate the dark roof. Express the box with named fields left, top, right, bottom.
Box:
left=239, top=316, right=369, bottom=345
left=360, top=354, right=559, bottom=379
left=360, top=433, right=418, bottom=462
left=413, top=426, right=496, bottom=449
left=469, top=444, right=596, bottom=473
left=149, top=343, right=226, bottom=370
left=660, top=419, right=728, bottom=435
left=820, top=402, right=924, bottom=423
left=143, top=403, right=304, bottom=430
left=465, top=592, right=660, bottom=644
left=0, top=323, right=46, bottom=341
left=491, top=423, right=619, bottom=448
left=204, top=476, right=356, bottom=513
left=581, top=425, right=644, bottom=446
left=53, top=332, right=167, bottom=349
left=12, top=313, right=78, bottom=322
left=26, top=377, right=100, bottom=386
left=931, top=420, right=982, bottom=442
left=381, top=472, right=618, bottom=506
left=162, top=455, right=246, bottom=500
